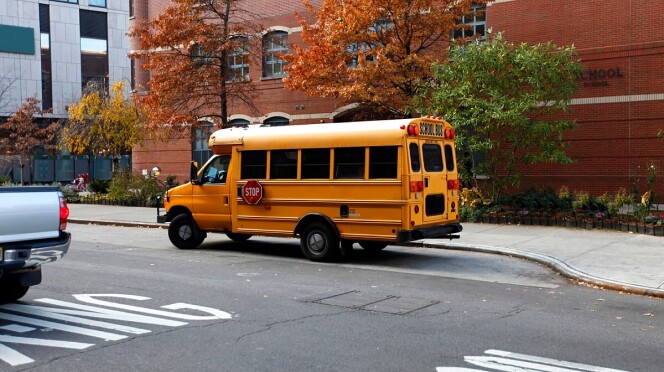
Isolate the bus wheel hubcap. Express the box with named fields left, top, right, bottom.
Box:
left=308, top=233, right=326, bottom=253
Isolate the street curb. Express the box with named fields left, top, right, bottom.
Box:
left=68, top=218, right=664, bottom=298
left=409, top=241, right=664, bottom=299
left=68, top=219, right=168, bottom=229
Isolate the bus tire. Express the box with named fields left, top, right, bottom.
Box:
left=226, top=232, right=252, bottom=242
left=300, top=222, right=339, bottom=262
left=169, top=214, right=205, bottom=249
left=359, top=241, right=388, bottom=252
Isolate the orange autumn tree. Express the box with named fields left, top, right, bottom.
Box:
left=129, top=0, right=262, bottom=136
left=0, top=97, right=60, bottom=184
left=284, top=0, right=489, bottom=120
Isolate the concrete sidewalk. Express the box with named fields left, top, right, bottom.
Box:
left=67, top=203, right=664, bottom=298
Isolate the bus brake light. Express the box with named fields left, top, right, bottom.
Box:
left=444, top=128, right=455, bottom=139
left=447, top=179, right=460, bottom=190
left=410, top=181, right=424, bottom=192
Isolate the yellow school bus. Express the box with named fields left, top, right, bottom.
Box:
left=159, top=116, right=462, bottom=261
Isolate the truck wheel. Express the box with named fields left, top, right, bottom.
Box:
left=0, top=277, right=30, bottom=304
left=225, top=232, right=252, bottom=242
left=168, top=214, right=205, bottom=249
left=359, top=241, right=388, bottom=253
left=300, top=222, right=339, bottom=262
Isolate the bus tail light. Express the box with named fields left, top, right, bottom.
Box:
left=406, top=124, right=419, bottom=136
left=447, top=179, right=460, bottom=190
left=59, top=196, right=69, bottom=231
left=410, top=181, right=424, bottom=192
left=444, top=128, right=455, bottom=139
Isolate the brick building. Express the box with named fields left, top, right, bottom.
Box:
left=131, top=0, right=664, bottom=201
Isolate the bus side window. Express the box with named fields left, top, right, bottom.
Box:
left=301, top=148, right=330, bottom=179
left=334, top=147, right=365, bottom=179
left=409, top=143, right=421, bottom=172
left=422, top=144, right=443, bottom=172
left=241, top=150, right=267, bottom=179
left=270, top=149, right=298, bottom=179
left=444, top=144, right=455, bottom=172
left=369, top=146, right=398, bottom=179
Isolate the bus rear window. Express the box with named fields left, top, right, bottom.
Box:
left=241, top=150, right=267, bottom=179
left=409, top=143, right=421, bottom=172
left=444, top=144, right=455, bottom=172
left=422, top=144, right=443, bottom=172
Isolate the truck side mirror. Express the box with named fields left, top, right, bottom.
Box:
left=190, top=161, right=199, bottom=184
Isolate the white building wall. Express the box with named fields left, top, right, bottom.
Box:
left=0, top=0, right=130, bottom=118
left=0, top=0, right=40, bottom=116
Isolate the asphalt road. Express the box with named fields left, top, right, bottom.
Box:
left=2, top=224, right=663, bottom=371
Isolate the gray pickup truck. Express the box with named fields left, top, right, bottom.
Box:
left=0, top=186, right=71, bottom=303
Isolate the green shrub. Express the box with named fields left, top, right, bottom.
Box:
left=59, top=184, right=80, bottom=203
left=108, top=169, right=164, bottom=205
left=88, top=178, right=110, bottom=194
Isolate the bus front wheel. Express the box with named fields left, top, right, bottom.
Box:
left=168, top=214, right=205, bottom=249
left=300, top=223, right=339, bottom=262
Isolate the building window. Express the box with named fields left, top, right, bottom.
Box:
left=453, top=5, right=486, bottom=40
left=40, top=4, right=52, bottom=111
left=346, top=43, right=375, bottom=68
left=129, top=0, right=134, bottom=17
left=229, top=118, right=249, bottom=127
left=227, top=36, right=249, bottom=81
left=80, top=10, right=109, bottom=92
left=190, top=43, right=212, bottom=67
left=51, top=0, right=78, bottom=4
left=130, top=59, right=135, bottom=90
left=89, top=0, right=107, bottom=8
left=262, top=31, right=288, bottom=78
left=192, top=121, right=213, bottom=167
left=263, top=116, right=289, bottom=127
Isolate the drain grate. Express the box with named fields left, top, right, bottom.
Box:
left=315, top=290, right=439, bottom=315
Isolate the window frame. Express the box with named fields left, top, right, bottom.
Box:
left=262, top=31, right=288, bottom=79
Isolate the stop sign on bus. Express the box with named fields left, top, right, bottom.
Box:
left=242, top=179, right=263, bottom=204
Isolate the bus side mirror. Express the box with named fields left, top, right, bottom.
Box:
left=190, top=161, right=199, bottom=184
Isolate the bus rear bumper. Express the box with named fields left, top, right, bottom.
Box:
left=397, top=223, right=463, bottom=242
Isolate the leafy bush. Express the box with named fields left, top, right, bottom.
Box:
left=59, top=184, right=80, bottom=203
left=108, top=169, right=165, bottom=206
left=88, top=178, right=110, bottom=194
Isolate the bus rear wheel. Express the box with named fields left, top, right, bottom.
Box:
left=359, top=241, right=388, bottom=252
left=168, top=214, right=205, bottom=249
left=300, top=223, right=339, bottom=262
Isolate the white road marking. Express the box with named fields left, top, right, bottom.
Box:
left=161, top=303, right=232, bottom=320
left=436, top=349, right=629, bottom=372
left=74, top=294, right=232, bottom=320
left=484, top=350, right=628, bottom=372
left=0, top=343, right=35, bottom=367
left=0, top=293, right=233, bottom=367
left=0, top=324, right=35, bottom=333
left=0, top=313, right=126, bottom=341
left=34, top=299, right=188, bottom=327
left=2, top=304, right=152, bottom=335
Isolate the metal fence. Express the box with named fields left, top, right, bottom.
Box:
left=1, top=154, right=132, bottom=184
